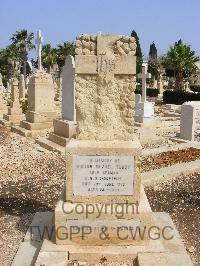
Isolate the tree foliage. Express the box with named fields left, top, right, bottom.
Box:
left=162, top=40, right=199, bottom=90
left=10, top=29, right=35, bottom=77
left=131, top=30, right=143, bottom=74
left=0, top=44, right=19, bottom=77
left=148, top=42, right=159, bottom=79
left=33, top=41, right=75, bottom=72
left=0, top=29, right=76, bottom=80
left=56, top=41, right=75, bottom=69
left=41, top=44, right=57, bottom=72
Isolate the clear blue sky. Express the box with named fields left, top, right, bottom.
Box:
left=0, top=0, right=199, bottom=58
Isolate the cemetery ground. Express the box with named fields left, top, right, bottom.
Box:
left=0, top=124, right=199, bottom=265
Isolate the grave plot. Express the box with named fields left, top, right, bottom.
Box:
left=145, top=173, right=200, bottom=265
left=135, top=101, right=182, bottom=149
left=141, top=135, right=200, bottom=186
left=142, top=148, right=200, bottom=172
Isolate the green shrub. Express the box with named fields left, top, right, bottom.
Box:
left=190, top=85, right=200, bottom=93
left=135, top=87, right=159, bottom=97
left=20, top=99, right=28, bottom=114
left=163, top=90, right=200, bottom=105
left=147, top=88, right=159, bottom=97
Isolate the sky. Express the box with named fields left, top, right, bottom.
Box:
left=0, top=0, right=200, bottom=59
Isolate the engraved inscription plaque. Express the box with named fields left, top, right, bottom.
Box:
left=73, top=155, right=134, bottom=196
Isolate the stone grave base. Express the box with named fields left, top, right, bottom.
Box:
left=25, top=110, right=57, bottom=124
left=35, top=136, right=66, bottom=154
left=11, top=120, right=55, bottom=137
left=12, top=210, right=193, bottom=265
left=36, top=212, right=193, bottom=266
left=0, top=113, right=25, bottom=126
left=11, top=186, right=193, bottom=265
left=35, top=119, right=77, bottom=153
left=54, top=184, right=152, bottom=246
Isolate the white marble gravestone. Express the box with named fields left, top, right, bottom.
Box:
left=61, top=56, right=76, bottom=121
left=37, top=56, right=77, bottom=149
left=180, top=101, right=200, bottom=141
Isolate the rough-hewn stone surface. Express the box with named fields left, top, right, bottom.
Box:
left=75, top=34, right=137, bottom=141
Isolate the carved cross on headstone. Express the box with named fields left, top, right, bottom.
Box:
left=138, top=62, right=151, bottom=102
left=74, top=34, right=137, bottom=141
left=75, top=35, right=136, bottom=82
left=35, top=30, right=43, bottom=71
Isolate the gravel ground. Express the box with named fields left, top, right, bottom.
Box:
left=0, top=125, right=199, bottom=265
left=145, top=173, right=200, bottom=265
left=141, top=148, right=200, bottom=172
left=0, top=125, right=65, bottom=266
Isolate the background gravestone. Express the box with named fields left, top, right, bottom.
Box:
left=1, top=78, right=24, bottom=125
left=62, top=56, right=76, bottom=121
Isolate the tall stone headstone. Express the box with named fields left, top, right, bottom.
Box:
left=62, top=56, right=76, bottom=121
left=75, top=34, right=137, bottom=140
left=7, top=80, right=11, bottom=92
left=54, top=77, right=62, bottom=102
left=1, top=78, right=24, bottom=125
left=12, top=71, right=58, bottom=136
left=19, top=74, right=26, bottom=99
left=0, top=73, right=4, bottom=91
left=12, top=30, right=58, bottom=137
left=0, top=74, right=7, bottom=116
left=158, top=75, right=164, bottom=97
left=38, top=56, right=78, bottom=150
left=26, top=76, right=30, bottom=90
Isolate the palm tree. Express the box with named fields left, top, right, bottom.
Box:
left=41, top=44, right=57, bottom=73
left=0, top=44, right=20, bottom=79
left=162, top=40, right=199, bottom=90
left=10, top=29, right=35, bottom=79
left=56, top=41, right=75, bottom=69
